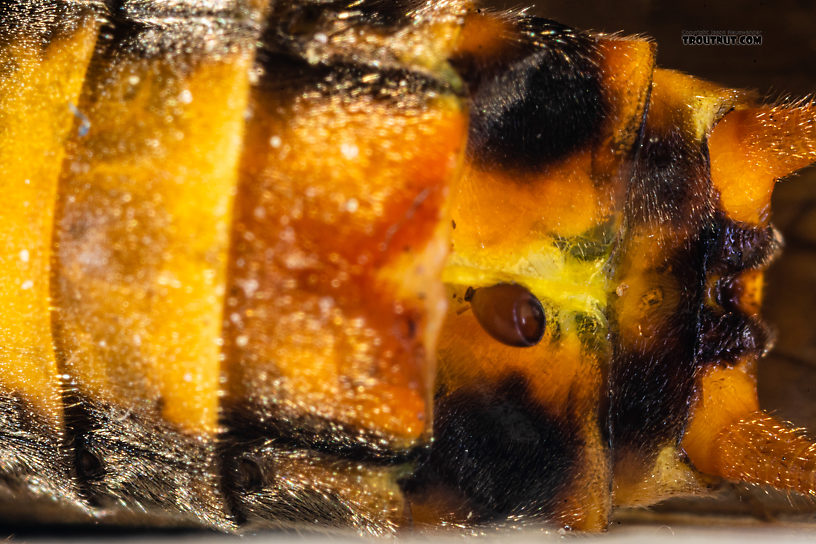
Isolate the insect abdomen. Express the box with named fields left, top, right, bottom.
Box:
left=2, top=0, right=816, bottom=535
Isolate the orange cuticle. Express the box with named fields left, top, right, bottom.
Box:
left=683, top=363, right=816, bottom=495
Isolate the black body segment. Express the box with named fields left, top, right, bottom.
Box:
left=407, top=375, right=580, bottom=523
left=452, top=17, right=606, bottom=172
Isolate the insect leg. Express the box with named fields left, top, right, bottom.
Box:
left=683, top=362, right=816, bottom=497
left=683, top=101, right=816, bottom=495
left=710, top=103, right=816, bottom=225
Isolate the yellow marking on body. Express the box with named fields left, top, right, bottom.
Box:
left=54, top=53, right=255, bottom=436
left=443, top=239, right=609, bottom=324
left=0, top=17, right=99, bottom=421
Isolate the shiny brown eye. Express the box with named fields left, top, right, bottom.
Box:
left=466, top=283, right=546, bottom=347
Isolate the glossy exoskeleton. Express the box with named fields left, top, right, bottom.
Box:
left=1, top=0, right=815, bottom=535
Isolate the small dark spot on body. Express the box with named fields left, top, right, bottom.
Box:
left=574, top=313, right=604, bottom=353
left=640, top=287, right=664, bottom=309
left=549, top=318, right=562, bottom=343
left=233, top=456, right=266, bottom=493
left=400, top=316, right=417, bottom=340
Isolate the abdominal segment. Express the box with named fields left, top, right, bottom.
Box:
left=0, top=0, right=100, bottom=522
left=0, top=0, right=463, bottom=533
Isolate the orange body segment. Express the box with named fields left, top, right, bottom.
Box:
left=54, top=53, right=254, bottom=437
left=47, top=5, right=264, bottom=527
left=0, top=2, right=100, bottom=517
left=0, top=6, right=98, bottom=427
left=222, top=73, right=467, bottom=447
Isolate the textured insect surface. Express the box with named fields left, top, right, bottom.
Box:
left=1, top=0, right=816, bottom=536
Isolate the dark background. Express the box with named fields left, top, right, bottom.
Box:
left=485, top=0, right=816, bottom=96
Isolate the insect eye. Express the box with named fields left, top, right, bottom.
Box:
left=466, top=283, right=546, bottom=347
